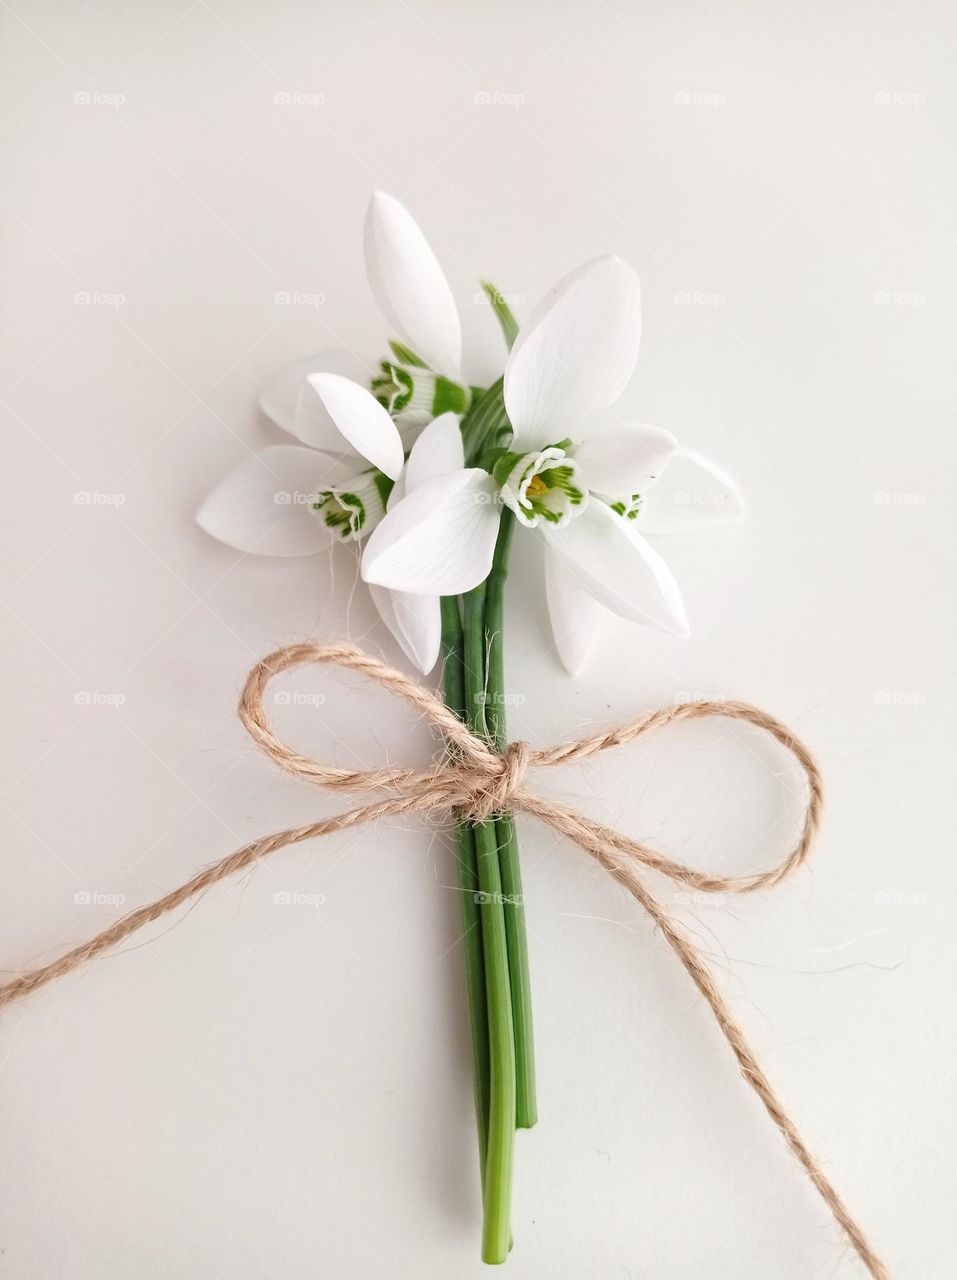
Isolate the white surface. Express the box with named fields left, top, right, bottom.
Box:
left=2, top=3, right=955, bottom=1277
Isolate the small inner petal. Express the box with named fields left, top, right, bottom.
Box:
left=313, top=469, right=394, bottom=541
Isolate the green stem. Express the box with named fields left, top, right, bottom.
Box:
left=483, top=510, right=537, bottom=1129
left=440, top=596, right=491, bottom=1187
left=464, top=584, right=515, bottom=1264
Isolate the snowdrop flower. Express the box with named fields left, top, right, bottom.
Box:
left=197, top=372, right=403, bottom=554
left=259, top=191, right=470, bottom=443
left=362, top=255, right=744, bottom=674
left=367, top=412, right=476, bottom=673
left=196, top=375, right=464, bottom=673
left=502, top=255, right=744, bottom=672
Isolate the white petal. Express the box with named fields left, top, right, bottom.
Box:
left=639, top=447, right=746, bottom=535
left=361, top=469, right=500, bottom=595
left=196, top=446, right=335, bottom=557
left=259, top=349, right=373, bottom=438
left=304, top=373, right=404, bottom=480
left=364, top=191, right=462, bottom=377
left=394, top=590, right=442, bottom=673
left=545, top=547, right=602, bottom=675
left=572, top=423, right=677, bottom=500
left=368, top=586, right=441, bottom=673
left=543, top=498, right=689, bottom=636
left=403, top=412, right=464, bottom=493
left=504, top=256, right=641, bottom=451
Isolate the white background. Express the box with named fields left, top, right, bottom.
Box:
left=1, top=3, right=955, bottom=1277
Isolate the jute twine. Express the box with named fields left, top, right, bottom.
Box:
left=0, top=642, right=888, bottom=1278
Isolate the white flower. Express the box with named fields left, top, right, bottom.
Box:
left=196, top=372, right=463, bottom=673
left=367, top=412, right=473, bottom=672
left=259, top=191, right=468, bottom=444
left=196, top=372, right=403, bottom=552
left=359, top=254, right=744, bottom=675
left=502, top=254, right=744, bottom=673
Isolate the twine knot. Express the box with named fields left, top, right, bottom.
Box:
left=0, top=640, right=886, bottom=1280
left=464, top=740, right=532, bottom=823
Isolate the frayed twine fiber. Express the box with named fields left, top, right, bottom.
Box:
left=0, top=642, right=888, bottom=1278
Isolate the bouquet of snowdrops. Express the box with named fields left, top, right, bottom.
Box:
left=198, top=191, right=743, bottom=1262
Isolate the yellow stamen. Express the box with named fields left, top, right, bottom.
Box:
left=526, top=474, right=547, bottom=498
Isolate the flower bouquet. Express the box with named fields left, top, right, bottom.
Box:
left=0, top=194, right=886, bottom=1278
left=190, top=193, right=880, bottom=1274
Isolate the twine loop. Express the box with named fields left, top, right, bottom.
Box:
left=0, top=641, right=887, bottom=1279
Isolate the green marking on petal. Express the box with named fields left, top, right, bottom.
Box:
left=371, top=361, right=414, bottom=414
left=607, top=492, right=643, bottom=520
left=372, top=470, right=395, bottom=510
left=432, top=375, right=472, bottom=416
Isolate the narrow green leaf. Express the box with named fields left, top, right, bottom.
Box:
left=481, top=281, right=520, bottom=351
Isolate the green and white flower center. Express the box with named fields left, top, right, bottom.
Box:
left=493, top=446, right=586, bottom=529
left=313, top=469, right=394, bottom=541
left=371, top=360, right=471, bottom=420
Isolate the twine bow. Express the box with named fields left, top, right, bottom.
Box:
left=0, top=642, right=887, bottom=1279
